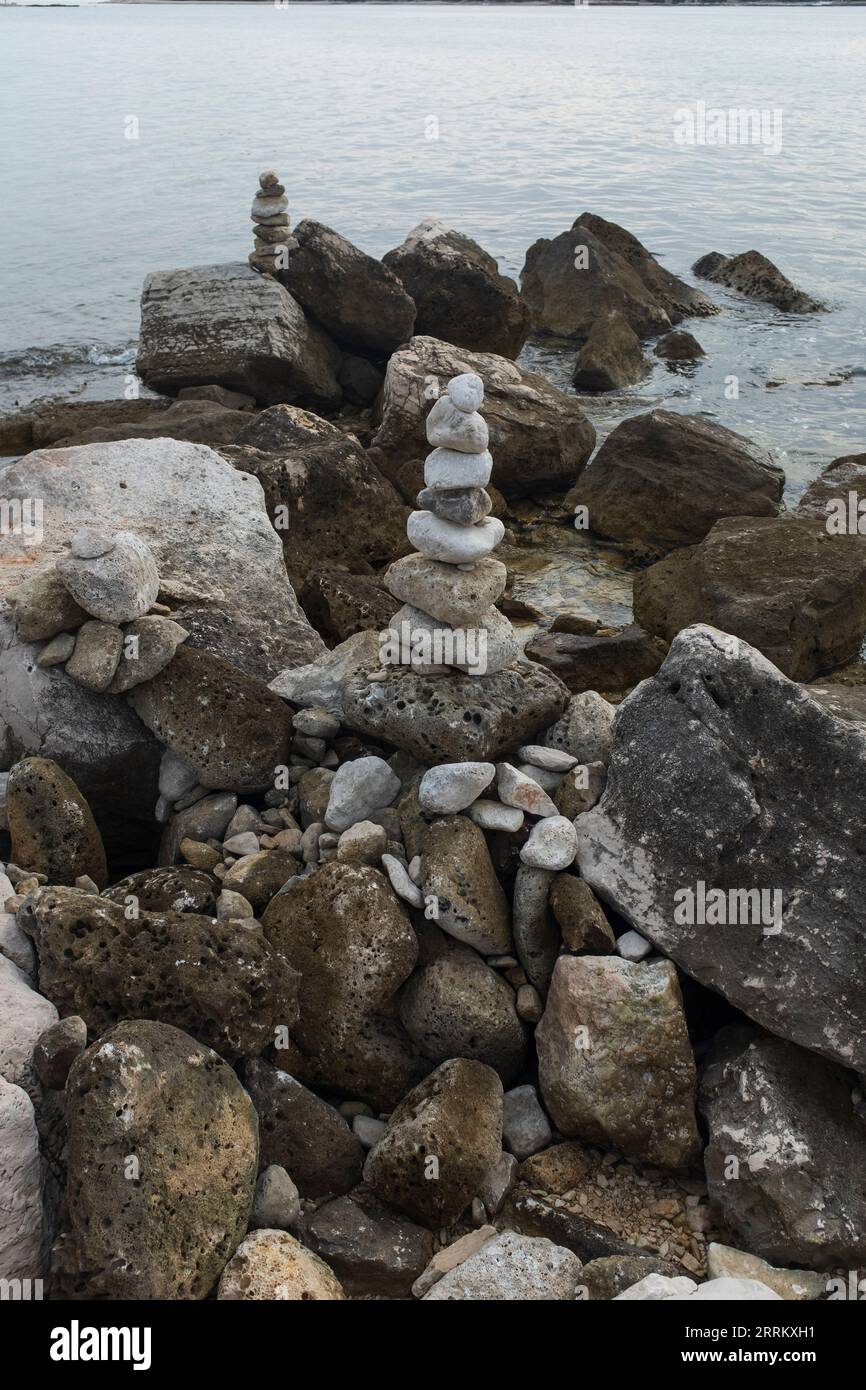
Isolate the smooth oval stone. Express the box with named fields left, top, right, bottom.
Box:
left=418, top=762, right=496, bottom=814
left=251, top=194, right=288, bottom=218
left=468, top=800, right=525, bottom=833
left=447, top=373, right=484, bottom=414
left=519, top=815, right=578, bottom=872
left=417, top=487, right=493, bottom=527
left=425, top=395, right=489, bottom=453
left=424, top=448, right=492, bottom=491
left=407, top=512, right=504, bottom=566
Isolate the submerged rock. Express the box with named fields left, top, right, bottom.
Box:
left=692, top=249, right=823, bottom=313
left=572, top=312, right=650, bottom=392
left=575, top=625, right=866, bottom=1070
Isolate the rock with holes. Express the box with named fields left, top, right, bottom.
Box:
left=128, top=646, right=293, bottom=793
left=363, top=1058, right=503, bottom=1227
left=0, top=1076, right=45, bottom=1279
left=217, top=1229, right=345, bottom=1300
left=20, top=886, right=299, bottom=1061
left=692, top=249, right=823, bottom=314
left=575, top=624, right=866, bottom=1070
left=420, top=816, right=512, bottom=955
left=6, top=757, right=107, bottom=888
left=342, top=664, right=569, bottom=765
left=60, top=1020, right=258, bottom=1299
left=423, top=1230, right=582, bottom=1300
left=261, top=862, right=423, bottom=1107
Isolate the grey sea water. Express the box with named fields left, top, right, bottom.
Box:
left=1, top=3, right=864, bottom=497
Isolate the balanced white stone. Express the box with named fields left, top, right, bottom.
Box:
left=383, top=373, right=516, bottom=678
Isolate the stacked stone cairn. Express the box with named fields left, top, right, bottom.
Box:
left=383, top=373, right=518, bottom=677
left=249, top=170, right=297, bottom=276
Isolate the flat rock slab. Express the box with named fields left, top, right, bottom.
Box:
left=136, top=262, right=342, bottom=409
left=575, top=624, right=866, bottom=1072
left=341, top=663, right=570, bottom=764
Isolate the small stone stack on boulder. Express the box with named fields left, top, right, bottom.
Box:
left=250, top=171, right=297, bottom=277
left=382, top=373, right=516, bottom=678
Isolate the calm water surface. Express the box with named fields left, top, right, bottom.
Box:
left=1, top=3, right=864, bottom=497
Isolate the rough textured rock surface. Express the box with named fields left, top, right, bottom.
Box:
left=701, top=1028, right=866, bottom=1269
left=22, top=886, right=299, bottom=1061
left=0, top=1076, right=45, bottom=1279
left=633, top=516, right=866, bottom=683
left=567, top=410, right=784, bottom=552
left=420, top=817, right=513, bottom=955
left=129, top=646, right=294, bottom=793
left=383, top=220, right=530, bottom=358
left=6, top=757, right=107, bottom=887
left=423, top=1230, right=582, bottom=1300
left=217, top=1229, right=345, bottom=1300
left=279, top=219, right=416, bottom=354
left=221, top=435, right=409, bottom=590
left=261, top=862, right=423, bottom=1106
left=370, top=336, right=595, bottom=498
left=521, top=212, right=716, bottom=342
left=399, top=933, right=526, bottom=1080
left=537, top=955, right=699, bottom=1168
left=0, top=437, right=322, bottom=681
left=692, top=249, right=823, bottom=313
left=242, top=1059, right=364, bottom=1199
left=61, top=1020, right=258, bottom=1299
left=364, top=1058, right=503, bottom=1226
left=299, top=568, right=394, bottom=645
left=101, top=865, right=218, bottom=915
left=342, top=663, right=569, bottom=764
left=137, top=262, right=342, bottom=409
left=575, top=625, right=866, bottom=1071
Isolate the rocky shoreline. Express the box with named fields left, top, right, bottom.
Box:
left=1, top=184, right=864, bottom=1303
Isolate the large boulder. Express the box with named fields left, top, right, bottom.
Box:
left=692, top=249, right=823, bottom=314
left=279, top=219, right=415, bottom=355
left=21, top=885, right=299, bottom=1061
left=419, top=818, right=513, bottom=956
left=341, top=663, right=570, bottom=764
left=575, top=625, right=866, bottom=1072
left=521, top=213, right=715, bottom=342
left=567, top=410, right=784, bottom=552
left=382, top=219, right=530, bottom=358
left=370, top=336, right=595, bottom=498
left=536, top=956, right=699, bottom=1169
left=633, top=515, right=866, bottom=681
left=525, top=624, right=667, bottom=696
left=221, top=435, right=409, bottom=589
left=298, top=1194, right=433, bottom=1299
left=0, top=437, right=323, bottom=681
left=6, top=757, right=107, bottom=888
left=61, top=1020, right=258, bottom=1299
left=572, top=312, right=650, bottom=392
left=701, top=1028, right=866, bottom=1269
left=136, top=262, right=342, bottom=409
left=128, top=646, right=294, bottom=793
left=261, top=862, right=424, bottom=1107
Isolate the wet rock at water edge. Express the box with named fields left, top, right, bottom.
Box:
left=692, top=248, right=824, bottom=313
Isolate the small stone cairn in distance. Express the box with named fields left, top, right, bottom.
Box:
left=382, top=373, right=517, bottom=677
left=249, top=170, right=296, bottom=276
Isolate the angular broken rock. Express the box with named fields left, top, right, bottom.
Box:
left=363, top=1058, right=503, bottom=1227
left=422, top=1230, right=582, bottom=1300
left=536, top=955, right=700, bottom=1169
left=575, top=624, right=866, bottom=1071
left=700, top=1027, right=866, bottom=1270
left=385, top=553, right=507, bottom=627
left=692, top=249, right=823, bottom=314
left=420, top=816, right=512, bottom=955
left=136, top=262, right=342, bottom=410
left=297, top=1194, right=433, bottom=1299
left=418, top=761, right=496, bottom=814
